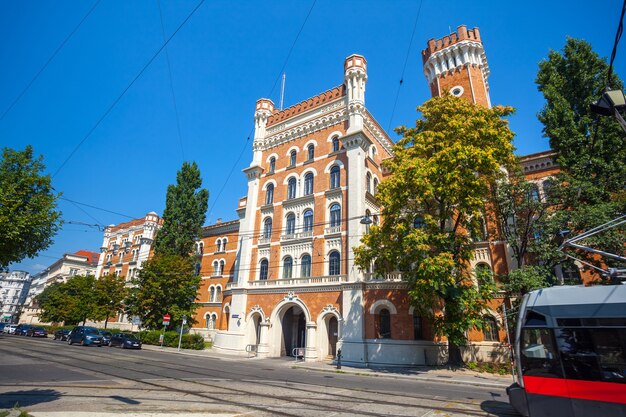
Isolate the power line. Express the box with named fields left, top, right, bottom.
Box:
left=607, top=0, right=626, bottom=88
left=59, top=197, right=136, bottom=219
left=387, top=0, right=423, bottom=133
left=157, top=0, right=186, bottom=162
left=66, top=200, right=104, bottom=226
left=207, top=135, right=251, bottom=217
left=0, top=0, right=101, bottom=123
left=52, top=0, right=205, bottom=178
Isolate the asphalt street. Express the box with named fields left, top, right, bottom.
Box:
left=0, top=334, right=517, bottom=416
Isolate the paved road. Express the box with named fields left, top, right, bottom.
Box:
left=0, top=334, right=517, bottom=416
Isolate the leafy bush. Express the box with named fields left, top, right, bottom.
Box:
left=467, top=361, right=478, bottom=370
left=136, top=330, right=204, bottom=350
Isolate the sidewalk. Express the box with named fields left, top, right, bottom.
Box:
left=142, top=344, right=513, bottom=389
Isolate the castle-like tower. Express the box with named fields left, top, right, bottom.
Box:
left=422, top=25, right=491, bottom=107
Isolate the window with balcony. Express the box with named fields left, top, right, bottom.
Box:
left=265, top=183, right=274, bottom=205
left=330, top=204, right=341, bottom=228
left=263, top=217, right=273, bottom=239
left=283, top=256, right=293, bottom=279
left=287, top=177, right=297, bottom=199
left=329, top=251, right=340, bottom=275
left=303, top=209, right=313, bottom=232
left=304, top=173, right=314, bottom=195
left=260, top=259, right=269, bottom=280
left=330, top=166, right=340, bottom=189
left=301, top=254, right=311, bottom=278
left=307, top=144, right=314, bottom=161
left=269, top=157, right=276, bottom=174
left=289, top=150, right=297, bottom=167
left=285, top=213, right=296, bottom=235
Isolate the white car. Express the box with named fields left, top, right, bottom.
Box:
left=4, top=324, right=18, bottom=334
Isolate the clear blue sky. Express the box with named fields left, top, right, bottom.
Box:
left=2, top=0, right=624, bottom=274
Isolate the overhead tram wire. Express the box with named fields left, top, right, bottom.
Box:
left=607, top=0, right=626, bottom=88
left=206, top=0, right=317, bottom=218
left=59, top=197, right=136, bottom=219
left=386, top=0, right=423, bottom=134
left=157, top=0, right=186, bottom=162
left=51, top=0, right=205, bottom=178
left=66, top=199, right=105, bottom=227
left=0, top=0, right=101, bottom=123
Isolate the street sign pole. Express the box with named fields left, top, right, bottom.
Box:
left=161, top=313, right=171, bottom=348
left=177, top=315, right=187, bottom=351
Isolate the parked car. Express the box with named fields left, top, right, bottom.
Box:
left=67, top=326, right=103, bottom=347
left=100, top=331, right=112, bottom=345
left=4, top=324, right=18, bottom=334
left=0, top=323, right=6, bottom=333
left=109, top=333, right=142, bottom=349
left=53, top=328, right=71, bottom=341
left=14, top=324, right=33, bottom=336
left=26, top=326, right=48, bottom=337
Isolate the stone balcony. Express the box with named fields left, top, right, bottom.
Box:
left=280, top=230, right=313, bottom=242
left=226, top=274, right=348, bottom=289
left=324, top=226, right=341, bottom=235
left=363, top=272, right=404, bottom=282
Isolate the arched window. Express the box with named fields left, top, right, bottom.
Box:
left=209, top=286, right=215, bottom=302
left=212, top=261, right=219, bottom=276
left=472, top=216, right=488, bottom=241
left=303, top=209, right=314, bottom=232
left=371, top=146, right=377, bottom=159
left=283, top=256, right=293, bottom=279
left=483, top=316, right=498, bottom=341
left=269, top=157, right=276, bottom=174
left=330, top=204, right=341, bottom=228
left=287, top=177, right=297, bottom=199
left=289, top=150, right=297, bottom=167
left=216, top=239, right=222, bottom=252
left=330, top=166, right=340, bottom=189
left=219, top=260, right=225, bottom=276
left=263, top=217, right=273, bottom=239
left=307, top=144, right=314, bottom=161
left=542, top=178, right=556, bottom=204
left=413, top=216, right=425, bottom=229
left=413, top=311, right=423, bottom=340
left=379, top=309, right=391, bottom=339
left=265, top=183, right=274, bottom=205
left=259, top=259, right=269, bottom=280
left=301, top=254, right=311, bottom=278
left=304, top=172, right=314, bottom=195
left=215, top=286, right=222, bottom=302
left=222, top=239, right=227, bottom=251
left=332, top=136, right=340, bottom=152
left=329, top=251, right=341, bottom=275
left=366, top=172, right=372, bottom=194
left=373, top=178, right=379, bottom=195
left=364, top=209, right=372, bottom=233
left=198, top=242, right=204, bottom=255
left=195, top=262, right=201, bottom=276
left=285, top=213, right=296, bottom=235
left=205, top=314, right=212, bottom=329
left=528, top=183, right=540, bottom=202
left=475, top=263, right=493, bottom=288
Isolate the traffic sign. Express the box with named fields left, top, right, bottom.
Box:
left=163, top=313, right=171, bottom=326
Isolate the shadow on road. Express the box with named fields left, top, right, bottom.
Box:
left=481, top=400, right=521, bottom=416
left=0, top=388, right=61, bottom=408
left=110, top=395, right=141, bottom=405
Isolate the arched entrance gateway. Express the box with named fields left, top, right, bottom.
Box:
left=281, top=306, right=306, bottom=356
left=268, top=294, right=316, bottom=359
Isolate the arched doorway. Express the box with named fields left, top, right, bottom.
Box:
left=327, top=316, right=338, bottom=357
left=281, top=306, right=306, bottom=357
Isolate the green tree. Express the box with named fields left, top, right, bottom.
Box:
left=536, top=38, right=626, bottom=274
left=36, top=275, right=97, bottom=325
left=93, top=274, right=128, bottom=329
left=125, top=254, right=200, bottom=330
left=154, top=162, right=209, bottom=257
left=0, top=146, right=62, bottom=270
left=354, top=94, right=516, bottom=366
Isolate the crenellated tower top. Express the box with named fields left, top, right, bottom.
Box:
left=421, top=25, right=491, bottom=107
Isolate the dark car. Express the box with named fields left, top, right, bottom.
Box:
left=109, top=333, right=142, bottom=349
left=0, top=323, right=6, bottom=333
left=26, top=326, right=47, bottom=337
left=53, top=328, right=71, bottom=341
left=67, top=326, right=103, bottom=347
left=14, top=324, right=33, bottom=336
left=100, top=331, right=112, bottom=345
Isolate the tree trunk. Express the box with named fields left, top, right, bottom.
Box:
left=448, top=340, right=463, bottom=367
left=104, top=316, right=109, bottom=329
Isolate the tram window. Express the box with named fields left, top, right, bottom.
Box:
left=525, top=310, right=547, bottom=327
left=556, top=327, right=626, bottom=384
left=520, top=328, right=562, bottom=378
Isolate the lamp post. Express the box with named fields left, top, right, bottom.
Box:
left=591, top=89, right=626, bottom=132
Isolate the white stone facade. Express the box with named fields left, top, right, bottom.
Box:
left=0, top=271, right=31, bottom=323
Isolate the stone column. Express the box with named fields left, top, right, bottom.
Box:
left=257, top=321, right=270, bottom=358
left=305, top=321, right=318, bottom=362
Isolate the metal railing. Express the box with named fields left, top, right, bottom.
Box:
left=246, top=344, right=258, bottom=358
left=292, top=347, right=305, bottom=362
left=250, top=274, right=348, bottom=287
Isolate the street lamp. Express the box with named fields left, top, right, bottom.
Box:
left=591, top=89, right=626, bottom=132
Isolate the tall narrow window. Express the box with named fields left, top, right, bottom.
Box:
left=222, top=239, right=227, bottom=251
left=330, top=204, right=341, bottom=228
left=475, top=263, right=493, bottom=289
left=304, top=173, right=314, bottom=195
left=269, top=157, right=276, bottom=173
left=329, top=251, right=341, bottom=275
left=307, top=144, right=314, bottom=161
left=528, top=183, right=540, bottom=202
left=263, top=217, right=273, bottom=239
left=265, top=183, right=274, bottom=205
left=259, top=259, right=269, bottom=280
left=366, top=172, right=372, bottom=194
left=332, top=136, right=340, bottom=152
left=330, top=166, right=340, bottom=189
left=219, top=260, right=225, bottom=276
left=413, top=312, right=423, bottom=340
left=303, top=209, right=313, bottom=232
left=287, top=177, right=297, bottom=199
left=215, top=286, right=222, bottom=301
left=213, top=261, right=219, bottom=276
left=373, top=178, right=379, bottom=195
left=209, top=287, right=215, bottom=303
left=283, top=256, right=293, bottom=279
left=289, top=150, right=297, bottom=167
left=286, top=213, right=296, bottom=235
left=379, top=309, right=391, bottom=338
left=483, top=316, right=498, bottom=341
left=364, top=209, right=371, bottom=233
left=301, top=254, right=311, bottom=278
